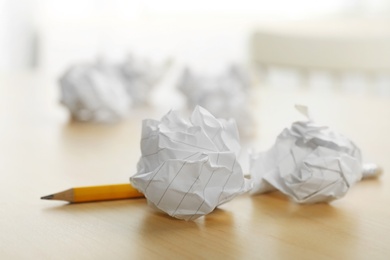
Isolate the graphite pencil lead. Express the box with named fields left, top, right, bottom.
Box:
left=41, top=194, right=54, bottom=200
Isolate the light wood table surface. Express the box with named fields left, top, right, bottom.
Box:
left=1, top=73, right=389, bottom=259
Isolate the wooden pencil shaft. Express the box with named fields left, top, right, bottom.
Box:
left=42, top=184, right=144, bottom=203
left=73, top=184, right=144, bottom=203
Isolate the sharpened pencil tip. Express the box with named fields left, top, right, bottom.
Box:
left=41, top=194, right=54, bottom=200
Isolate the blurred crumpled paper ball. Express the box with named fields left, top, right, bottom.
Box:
left=59, top=56, right=169, bottom=123
left=59, top=61, right=131, bottom=123
left=119, top=55, right=170, bottom=107
left=130, top=106, right=252, bottom=220
left=177, top=66, right=255, bottom=137
left=250, top=105, right=363, bottom=203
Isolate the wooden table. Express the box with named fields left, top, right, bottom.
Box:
left=1, top=73, right=389, bottom=259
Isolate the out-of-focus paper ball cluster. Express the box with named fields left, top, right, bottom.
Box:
left=119, top=56, right=170, bottom=107
left=130, top=106, right=251, bottom=220
left=177, top=66, right=255, bottom=137
left=60, top=56, right=168, bottom=123
left=249, top=105, right=363, bottom=203
left=59, top=57, right=257, bottom=133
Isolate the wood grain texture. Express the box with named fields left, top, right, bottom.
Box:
left=0, top=73, right=389, bottom=259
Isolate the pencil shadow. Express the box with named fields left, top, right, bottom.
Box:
left=42, top=198, right=146, bottom=213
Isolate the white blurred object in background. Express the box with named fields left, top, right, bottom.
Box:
left=0, top=0, right=36, bottom=72
left=59, top=55, right=169, bottom=122
left=30, top=0, right=367, bottom=75
left=251, top=18, right=390, bottom=95
left=59, top=59, right=131, bottom=123
left=178, top=65, right=256, bottom=137
left=119, top=55, right=171, bottom=107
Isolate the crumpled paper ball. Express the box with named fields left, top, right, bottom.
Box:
left=177, top=66, right=255, bottom=137
left=59, top=60, right=131, bottom=123
left=118, top=55, right=170, bottom=107
left=130, top=106, right=252, bottom=220
left=249, top=105, right=363, bottom=203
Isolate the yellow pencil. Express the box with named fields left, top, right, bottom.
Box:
left=41, top=183, right=144, bottom=203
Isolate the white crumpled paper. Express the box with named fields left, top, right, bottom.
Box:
left=249, top=105, right=363, bottom=203
left=59, top=60, right=131, bottom=123
left=60, top=56, right=169, bottom=123
left=177, top=66, right=255, bottom=137
left=130, top=106, right=251, bottom=220
left=118, top=55, right=170, bottom=107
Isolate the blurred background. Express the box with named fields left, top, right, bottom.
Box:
left=0, top=0, right=390, bottom=70
left=1, top=0, right=390, bottom=93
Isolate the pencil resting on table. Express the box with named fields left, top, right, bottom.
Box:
left=41, top=183, right=144, bottom=203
